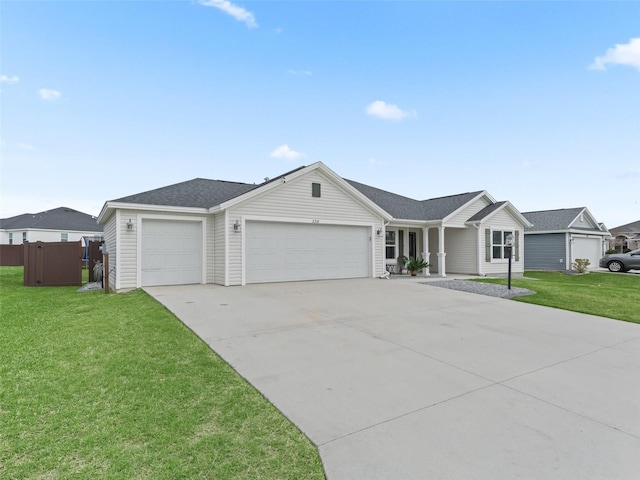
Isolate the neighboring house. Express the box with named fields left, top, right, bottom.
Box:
left=0, top=207, right=103, bottom=245
left=521, top=207, right=609, bottom=271
left=97, top=162, right=531, bottom=290
left=608, top=220, right=640, bottom=252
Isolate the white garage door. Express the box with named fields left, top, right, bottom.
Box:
left=245, top=221, right=370, bottom=284
left=141, top=219, right=202, bottom=286
left=572, top=236, right=601, bottom=269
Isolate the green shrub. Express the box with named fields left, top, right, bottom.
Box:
left=572, top=258, right=590, bottom=273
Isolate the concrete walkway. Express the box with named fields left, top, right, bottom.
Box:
left=145, top=279, right=640, bottom=479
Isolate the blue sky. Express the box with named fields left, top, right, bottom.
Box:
left=1, top=1, right=639, bottom=227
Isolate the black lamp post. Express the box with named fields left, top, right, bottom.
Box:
left=506, top=233, right=514, bottom=290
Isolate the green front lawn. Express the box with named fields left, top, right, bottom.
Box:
left=0, top=267, right=324, bottom=479
left=475, top=271, right=640, bottom=324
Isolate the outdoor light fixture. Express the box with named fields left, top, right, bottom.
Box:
left=376, top=227, right=383, bottom=236
left=233, top=220, right=241, bottom=232
left=505, top=233, right=515, bottom=290
left=126, top=219, right=134, bottom=230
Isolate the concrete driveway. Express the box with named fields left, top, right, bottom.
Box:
left=145, top=279, right=640, bottom=479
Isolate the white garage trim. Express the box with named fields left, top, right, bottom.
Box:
left=136, top=214, right=207, bottom=288
left=241, top=215, right=375, bottom=285
left=571, top=235, right=602, bottom=270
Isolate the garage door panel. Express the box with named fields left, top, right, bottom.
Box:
left=246, top=222, right=370, bottom=284
left=572, top=237, right=601, bottom=269
left=141, top=219, right=202, bottom=287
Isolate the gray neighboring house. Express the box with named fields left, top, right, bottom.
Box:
left=97, top=162, right=531, bottom=290
left=608, top=220, right=640, bottom=252
left=521, top=207, right=609, bottom=271
left=0, top=207, right=103, bottom=245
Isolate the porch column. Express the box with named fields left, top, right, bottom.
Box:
left=438, top=225, right=446, bottom=277
left=422, top=227, right=430, bottom=276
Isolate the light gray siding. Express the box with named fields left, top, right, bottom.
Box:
left=103, top=214, right=117, bottom=290
left=524, top=233, right=567, bottom=270
left=227, top=169, right=384, bottom=285
left=213, top=213, right=226, bottom=286
left=447, top=196, right=490, bottom=226
left=443, top=227, right=478, bottom=274
left=479, top=209, right=525, bottom=275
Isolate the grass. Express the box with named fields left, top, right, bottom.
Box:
left=475, top=271, right=640, bottom=324
left=0, top=267, right=324, bottom=480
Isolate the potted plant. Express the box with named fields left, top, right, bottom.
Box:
left=404, top=256, right=429, bottom=276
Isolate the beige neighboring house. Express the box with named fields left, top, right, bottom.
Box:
left=609, top=220, right=640, bottom=252
left=0, top=207, right=103, bottom=245
left=97, top=162, right=531, bottom=290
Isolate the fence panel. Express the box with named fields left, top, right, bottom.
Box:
left=0, top=245, right=24, bottom=266
left=24, top=241, right=83, bottom=287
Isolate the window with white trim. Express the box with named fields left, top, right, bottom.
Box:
left=22, top=232, right=27, bottom=242
left=61, top=233, right=68, bottom=242
left=492, top=230, right=513, bottom=259
left=8, top=233, right=13, bottom=245
left=385, top=231, right=396, bottom=260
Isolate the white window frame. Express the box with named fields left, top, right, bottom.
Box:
left=8, top=233, right=13, bottom=245
left=385, top=230, right=396, bottom=260
left=492, top=229, right=513, bottom=261
left=22, top=232, right=27, bottom=242
left=61, top=233, right=68, bottom=242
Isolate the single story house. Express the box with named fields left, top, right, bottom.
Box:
left=0, top=207, right=103, bottom=245
left=97, top=162, right=531, bottom=290
left=608, top=220, right=640, bottom=252
left=521, top=207, right=610, bottom=271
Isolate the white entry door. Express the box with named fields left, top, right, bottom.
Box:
left=141, top=219, right=203, bottom=286
left=245, top=221, right=370, bottom=284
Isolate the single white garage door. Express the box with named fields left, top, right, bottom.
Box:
left=245, top=221, right=370, bottom=284
left=572, top=236, right=601, bottom=269
left=141, top=219, right=202, bottom=286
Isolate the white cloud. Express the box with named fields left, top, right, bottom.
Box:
left=198, top=0, right=257, bottom=29
left=589, top=38, right=640, bottom=72
left=270, top=144, right=304, bottom=161
left=366, top=100, right=415, bottom=121
left=368, top=157, right=383, bottom=165
left=287, top=69, right=312, bottom=76
left=0, top=75, right=19, bottom=84
left=38, top=88, right=62, bottom=101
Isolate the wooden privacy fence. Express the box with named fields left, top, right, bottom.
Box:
left=0, top=245, right=24, bottom=266
left=23, top=241, right=82, bottom=287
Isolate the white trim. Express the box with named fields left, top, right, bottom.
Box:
left=465, top=201, right=532, bottom=228
left=98, top=201, right=208, bottom=224
left=135, top=214, right=207, bottom=288
left=241, top=216, right=246, bottom=286
left=443, top=191, right=492, bottom=223
left=224, top=210, right=230, bottom=287
left=525, top=229, right=609, bottom=236
left=116, top=209, right=121, bottom=289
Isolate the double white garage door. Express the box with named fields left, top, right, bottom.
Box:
left=140, top=219, right=370, bottom=286
left=245, top=221, right=370, bottom=284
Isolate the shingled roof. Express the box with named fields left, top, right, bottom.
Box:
left=609, top=220, right=640, bottom=235
left=521, top=208, right=586, bottom=232
left=467, top=201, right=507, bottom=223
left=347, top=180, right=484, bottom=221
left=0, top=207, right=102, bottom=232
left=112, top=178, right=259, bottom=208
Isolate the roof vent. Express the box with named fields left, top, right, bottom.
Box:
left=264, top=177, right=269, bottom=182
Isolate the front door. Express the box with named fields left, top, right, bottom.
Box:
left=409, top=232, right=417, bottom=258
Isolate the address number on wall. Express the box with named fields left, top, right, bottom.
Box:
left=311, top=219, right=320, bottom=224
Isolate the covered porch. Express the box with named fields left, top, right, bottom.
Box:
left=384, top=223, right=472, bottom=277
